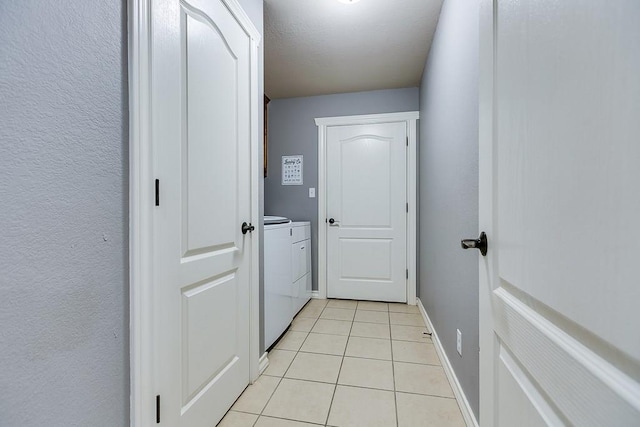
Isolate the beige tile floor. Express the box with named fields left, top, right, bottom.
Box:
left=219, top=299, right=466, bottom=427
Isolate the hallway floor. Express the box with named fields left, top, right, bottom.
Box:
left=219, top=299, right=466, bottom=427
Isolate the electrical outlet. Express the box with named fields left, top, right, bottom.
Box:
left=309, top=187, right=316, bottom=198
left=456, top=329, right=462, bottom=356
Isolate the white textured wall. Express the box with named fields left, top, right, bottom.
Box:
left=418, top=0, right=480, bottom=419
left=0, top=1, right=129, bottom=424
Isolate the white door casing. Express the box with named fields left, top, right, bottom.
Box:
left=316, top=112, right=418, bottom=304
left=479, top=1, right=640, bottom=426
left=129, top=0, right=261, bottom=425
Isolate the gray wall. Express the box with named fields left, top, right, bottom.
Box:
left=0, top=0, right=265, bottom=423
left=265, top=88, right=419, bottom=291
left=418, top=0, right=479, bottom=419
left=0, top=1, right=129, bottom=425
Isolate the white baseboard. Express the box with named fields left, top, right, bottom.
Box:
left=416, top=298, right=479, bottom=427
left=311, top=291, right=321, bottom=299
left=258, top=352, right=269, bottom=376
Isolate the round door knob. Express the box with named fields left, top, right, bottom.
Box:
left=329, top=218, right=335, bottom=224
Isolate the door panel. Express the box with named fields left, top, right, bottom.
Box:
left=152, top=0, right=253, bottom=425
left=480, top=0, right=640, bottom=425
left=497, top=346, right=562, bottom=427
left=339, top=238, right=392, bottom=281
left=326, top=123, right=407, bottom=302
left=182, top=6, right=238, bottom=255
left=340, top=136, right=392, bottom=227
left=181, top=274, right=237, bottom=403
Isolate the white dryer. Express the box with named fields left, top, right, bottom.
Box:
left=264, top=217, right=312, bottom=349
left=290, top=221, right=312, bottom=315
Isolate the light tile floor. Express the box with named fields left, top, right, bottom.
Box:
left=219, top=299, right=466, bottom=427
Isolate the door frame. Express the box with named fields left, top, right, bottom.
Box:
left=478, top=0, right=495, bottom=424
left=315, top=112, right=419, bottom=304
left=128, top=0, right=262, bottom=425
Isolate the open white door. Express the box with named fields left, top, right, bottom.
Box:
left=129, top=0, right=260, bottom=425
left=479, top=1, right=640, bottom=425
left=325, top=121, right=407, bottom=302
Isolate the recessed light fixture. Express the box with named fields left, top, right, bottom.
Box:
left=337, top=0, right=361, bottom=4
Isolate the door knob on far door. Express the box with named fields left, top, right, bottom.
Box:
left=461, top=232, right=488, bottom=256
left=328, top=218, right=340, bottom=226
left=241, top=222, right=255, bottom=235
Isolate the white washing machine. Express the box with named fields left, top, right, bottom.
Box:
left=264, top=217, right=312, bottom=349
left=264, top=217, right=293, bottom=349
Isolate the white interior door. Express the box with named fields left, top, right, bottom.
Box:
left=151, top=0, right=254, bottom=425
left=479, top=1, right=640, bottom=425
left=326, top=122, right=407, bottom=302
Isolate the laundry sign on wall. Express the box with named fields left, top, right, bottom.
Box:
left=282, top=155, right=303, bottom=185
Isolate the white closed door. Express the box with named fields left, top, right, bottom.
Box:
left=479, top=0, right=640, bottom=425
left=151, top=0, right=254, bottom=425
left=326, top=122, right=407, bottom=302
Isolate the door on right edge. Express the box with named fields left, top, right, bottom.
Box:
left=479, top=1, right=640, bottom=425
left=326, top=122, right=407, bottom=302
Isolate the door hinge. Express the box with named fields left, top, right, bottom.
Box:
left=406, top=136, right=408, bottom=146
left=406, top=203, right=408, bottom=213
left=155, top=179, right=160, bottom=206
left=156, top=395, right=160, bottom=423
left=406, top=269, right=409, bottom=279
left=290, top=228, right=292, bottom=236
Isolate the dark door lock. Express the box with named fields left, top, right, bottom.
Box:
left=328, top=218, right=339, bottom=226
left=241, top=222, right=255, bottom=235
left=461, top=232, right=488, bottom=256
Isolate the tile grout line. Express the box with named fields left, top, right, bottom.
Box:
left=256, top=300, right=327, bottom=426
left=298, top=351, right=390, bottom=362
left=253, top=357, right=284, bottom=425
left=250, top=413, right=326, bottom=426
left=234, top=300, right=436, bottom=427
left=259, top=368, right=455, bottom=398
left=386, top=358, right=441, bottom=367
left=232, top=376, right=459, bottom=409
left=323, top=305, right=355, bottom=427
left=296, top=301, right=331, bottom=425
left=387, top=305, right=401, bottom=427
left=257, top=376, right=398, bottom=393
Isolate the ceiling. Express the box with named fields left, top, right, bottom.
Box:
left=264, top=0, right=444, bottom=99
